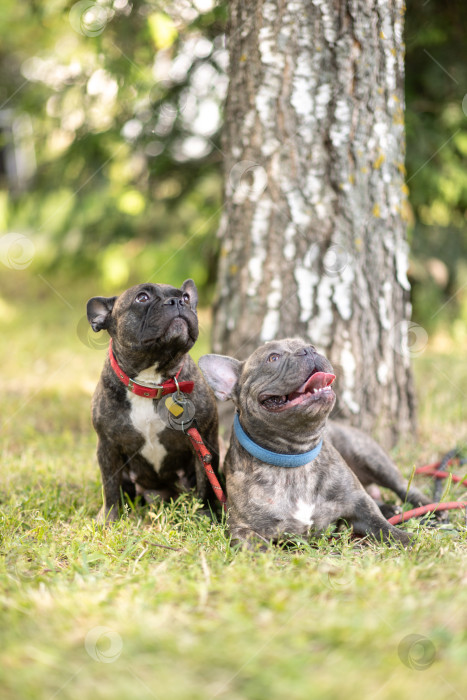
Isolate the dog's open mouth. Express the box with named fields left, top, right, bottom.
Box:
left=259, top=370, right=336, bottom=412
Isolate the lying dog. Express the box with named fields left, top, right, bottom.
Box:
left=87, top=279, right=219, bottom=522
left=199, top=338, right=416, bottom=548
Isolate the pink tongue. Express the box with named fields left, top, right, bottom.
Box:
left=303, top=371, right=336, bottom=391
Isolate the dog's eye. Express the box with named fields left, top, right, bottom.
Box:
left=267, top=353, right=281, bottom=363
left=136, top=292, right=150, bottom=303
left=182, top=293, right=190, bottom=303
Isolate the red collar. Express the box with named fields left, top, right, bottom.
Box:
left=108, top=339, right=194, bottom=399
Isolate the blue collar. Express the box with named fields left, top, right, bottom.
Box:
left=233, top=414, right=323, bottom=468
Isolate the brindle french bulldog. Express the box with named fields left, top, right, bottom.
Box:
left=199, top=338, right=416, bottom=548
left=87, top=279, right=219, bottom=522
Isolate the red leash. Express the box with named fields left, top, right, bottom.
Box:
left=389, top=449, right=467, bottom=526
left=415, top=460, right=467, bottom=487
left=186, top=426, right=227, bottom=511
left=388, top=501, right=467, bottom=526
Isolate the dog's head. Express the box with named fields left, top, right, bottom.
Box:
left=87, top=279, right=199, bottom=362
left=199, top=338, right=335, bottom=441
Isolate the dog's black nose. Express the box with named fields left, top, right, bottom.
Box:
left=164, top=297, right=185, bottom=307
left=294, top=348, right=308, bottom=356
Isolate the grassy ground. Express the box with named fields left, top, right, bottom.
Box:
left=1, top=270, right=467, bottom=700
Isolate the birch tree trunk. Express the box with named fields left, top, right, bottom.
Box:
left=212, top=0, right=416, bottom=447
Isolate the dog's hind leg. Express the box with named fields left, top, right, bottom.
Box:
left=327, top=421, right=431, bottom=507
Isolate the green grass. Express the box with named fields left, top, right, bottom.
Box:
left=1, top=270, right=467, bottom=700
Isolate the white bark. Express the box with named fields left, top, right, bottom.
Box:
left=214, top=0, right=415, bottom=446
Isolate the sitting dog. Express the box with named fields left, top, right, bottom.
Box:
left=199, top=338, right=415, bottom=548
left=87, top=279, right=219, bottom=522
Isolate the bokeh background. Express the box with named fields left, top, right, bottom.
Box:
left=0, top=0, right=466, bottom=339
left=1, top=5, right=467, bottom=700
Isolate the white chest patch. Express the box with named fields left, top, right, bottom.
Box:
left=293, top=499, right=315, bottom=527
left=127, top=367, right=167, bottom=472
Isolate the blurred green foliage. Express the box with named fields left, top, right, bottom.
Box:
left=405, top=0, right=467, bottom=337
left=0, top=0, right=227, bottom=300
left=0, top=0, right=465, bottom=328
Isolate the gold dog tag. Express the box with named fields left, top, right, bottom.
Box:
left=165, top=395, right=184, bottom=417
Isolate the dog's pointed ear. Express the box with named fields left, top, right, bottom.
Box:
left=86, top=296, right=117, bottom=332
left=181, top=278, right=198, bottom=310
left=198, top=354, right=243, bottom=401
